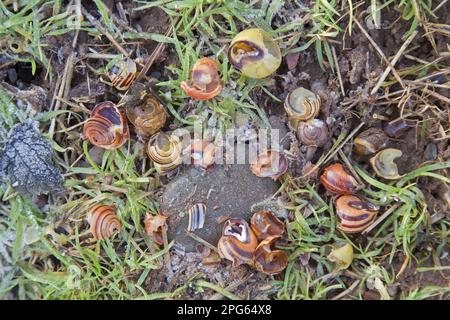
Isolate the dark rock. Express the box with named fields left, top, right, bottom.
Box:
left=0, top=121, right=64, bottom=195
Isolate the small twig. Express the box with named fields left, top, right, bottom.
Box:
left=362, top=203, right=400, bottom=235
left=186, top=231, right=218, bottom=252
left=353, top=17, right=405, bottom=90
left=338, top=148, right=365, bottom=188
left=332, top=46, right=345, bottom=96
left=210, top=273, right=254, bottom=300
left=371, top=30, right=418, bottom=95
left=332, top=279, right=361, bottom=300
left=162, top=225, right=172, bottom=274
left=82, top=7, right=130, bottom=58
left=135, top=17, right=179, bottom=82
left=324, top=122, right=365, bottom=165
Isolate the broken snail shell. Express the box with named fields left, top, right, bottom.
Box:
left=227, top=28, right=281, bottom=79
left=370, top=148, right=404, bottom=180
left=143, top=213, right=167, bottom=245
left=353, top=128, right=388, bottom=157
left=383, top=119, right=415, bottom=139
left=250, top=210, right=285, bottom=240
left=126, top=95, right=167, bottom=137
left=106, top=58, right=137, bottom=91
left=180, top=57, right=222, bottom=100
left=250, top=149, right=288, bottom=180
left=147, top=132, right=183, bottom=173
left=187, top=203, right=206, bottom=232
left=83, top=101, right=129, bottom=150
left=217, top=218, right=258, bottom=267
left=253, top=235, right=288, bottom=275
left=327, top=243, right=353, bottom=271
left=297, top=119, right=328, bottom=147
left=320, top=163, right=360, bottom=195
left=284, top=87, right=320, bottom=128
left=88, top=205, right=122, bottom=240
left=335, top=195, right=379, bottom=233
left=185, top=140, right=217, bottom=170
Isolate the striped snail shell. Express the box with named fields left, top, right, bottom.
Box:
left=335, top=195, right=379, bottom=233
left=320, top=163, right=360, bottom=195
left=284, top=87, right=320, bottom=127
left=180, top=57, right=222, bottom=100
left=143, top=213, right=167, bottom=245
left=87, top=205, right=122, bottom=240
left=107, top=58, right=137, bottom=91
left=83, top=101, right=129, bottom=150
left=187, top=203, right=206, bottom=231
left=250, top=210, right=285, bottom=240
left=217, top=218, right=258, bottom=267
left=147, top=132, right=183, bottom=173
left=297, top=119, right=328, bottom=147
left=185, top=140, right=217, bottom=170
left=126, top=95, right=167, bottom=138
left=353, top=128, right=388, bottom=157
left=253, top=235, right=288, bottom=275
left=250, top=149, right=288, bottom=181
left=370, top=148, right=404, bottom=180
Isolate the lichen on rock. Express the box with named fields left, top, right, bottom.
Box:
left=0, top=121, right=63, bottom=195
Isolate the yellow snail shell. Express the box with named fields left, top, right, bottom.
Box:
left=147, top=132, right=183, bottom=173
left=227, top=28, right=281, bottom=79
left=284, top=87, right=320, bottom=127
left=370, top=148, right=404, bottom=180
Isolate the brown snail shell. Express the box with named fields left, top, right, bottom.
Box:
left=250, top=149, right=288, bottom=180
left=253, top=235, right=288, bottom=275
left=320, top=163, right=360, bottom=195
left=180, top=58, right=222, bottom=100
left=297, top=119, right=328, bottom=147
left=184, top=140, right=217, bottom=170
left=106, top=58, right=137, bottom=91
left=88, top=205, right=122, bottom=240
left=353, top=128, right=388, bottom=156
left=147, top=132, right=183, bottom=173
left=335, top=195, right=379, bottom=233
left=83, top=101, right=129, bottom=150
left=143, top=213, right=167, bottom=245
left=284, top=87, right=320, bottom=127
left=187, top=203, right=206, bottom=231
left=250, top=210, right=285, bottom=240
left=370, top=148, right=404, bottom=180
left=383, top=119, right=415, bottom=139
left=217, top=218, right=258, bottom=267
left=126, top=95, right=167, bottom=138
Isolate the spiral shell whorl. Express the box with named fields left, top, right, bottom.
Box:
left=88, top=205, right=122, bottom=240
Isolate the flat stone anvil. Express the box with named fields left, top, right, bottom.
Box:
left=159, top=164, right=280, bottom=252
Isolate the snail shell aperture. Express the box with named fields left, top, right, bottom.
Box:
left=370, top=148, right=404, bottom=180
left=217, top=218, right=258, bottom=267
left=180, top=57, right=222, bottom=100
left=83, top=101, right=129, bottom=150
left=227, top=28, right=281, bottom=79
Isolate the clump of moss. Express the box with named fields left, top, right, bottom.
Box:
left=0, top=121, right=63, bottom=195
